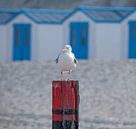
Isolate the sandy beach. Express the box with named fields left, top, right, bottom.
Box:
left=0, top=60, right=136, bottom=129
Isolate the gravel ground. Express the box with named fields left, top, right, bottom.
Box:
left=0, top=60, right=136, bottom=129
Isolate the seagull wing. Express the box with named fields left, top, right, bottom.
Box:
left=55, top=53, right=61, bottom=63
left=74, top=57, right=78, bottom=64
left=71, top=53, right=78, bottom=64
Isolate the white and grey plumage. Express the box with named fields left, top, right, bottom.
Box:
left=56, top=45, right=77, bottom=79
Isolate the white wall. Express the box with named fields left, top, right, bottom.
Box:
left=38, top=25, right=63, bottom=61
left=121, top=11, right=136, bottom=59
left=6, top=14, right=38, bottom=61
left=0, top=26, right=7, bottom=62
left=95, top=24, right=122, bottom=60
left=63, top=11, right=96, bottom=59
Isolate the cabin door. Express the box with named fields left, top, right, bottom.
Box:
left=13, top=24, right=31, bottom=61
left=129, top=21, right=136, bottom=58
left=70, top=22, right=88, bottom=59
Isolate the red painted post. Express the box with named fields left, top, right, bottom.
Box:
left=52, top=80, right=79, bottom=129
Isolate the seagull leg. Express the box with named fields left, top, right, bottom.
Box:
left=68, top=70, right=70, bottom=81
left=61, top=71, right=63, bottom=80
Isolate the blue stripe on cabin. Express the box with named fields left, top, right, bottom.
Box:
left=13, top=24, right=31, bottom=61
left=129, top=21, right=136, bottom=58
left=70, top=22, right=88, bottom=59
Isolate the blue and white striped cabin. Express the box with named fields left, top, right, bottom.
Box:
left=0, top=8, right=72, bottom=62
left=63, top=6, right=136, bottom=60
left=0, top=6, right=136, bottom=62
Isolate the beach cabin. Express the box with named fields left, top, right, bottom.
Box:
left=0, top=6, right=136, bottom=62
left=63, top=6, right=136, bottom=60
left=0, top=9, right=71, bottom=62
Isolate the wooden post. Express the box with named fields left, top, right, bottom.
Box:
left=52, top=80, right=79, bottom=129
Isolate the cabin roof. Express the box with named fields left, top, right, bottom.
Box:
left=0, top=6, right=135, bottom=24
left=70, top=6, right=136, bottom=23
left=0, top=8, right=72, bottom=24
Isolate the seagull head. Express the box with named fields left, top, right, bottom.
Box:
left=64, top=45, right=72, bottom=52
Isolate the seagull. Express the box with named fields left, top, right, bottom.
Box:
left=56, top=45, right=78, bottom=80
